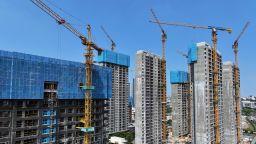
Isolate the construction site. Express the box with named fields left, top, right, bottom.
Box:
left=0, top=0, right=253, bottom=144
left=167, top=21, right=250, bottom=143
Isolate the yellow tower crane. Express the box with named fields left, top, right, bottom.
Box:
left=150, top=20, right=232, bottom=144
left=150, top=9, right=167, bottom=143
left=232, top=22, right=250, bottom=144
left=101, top=26, right=116, bottom=51
left=31, top=1, right=103, bottom=144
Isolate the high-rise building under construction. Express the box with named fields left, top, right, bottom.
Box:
left=170, top=71, right=190, bottom=143
left=0, top=50, right=112, bottom=144
left=135, top=50, right=163, bottom=144
left=97, top=50, right=130, bottom=133
left=188, top=42, right=224, bottom=144
left=222, top=61, right=242, bottom=143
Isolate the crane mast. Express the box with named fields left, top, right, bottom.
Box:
left=31, top=1, right=103, bottom=143
left=150, top=9, right=167, bottom=143
left=82, top=25, right=94, bottom=144
left=211, top=29, right=221, bottom=144
left=232, top=22, right=249, bottom=144
left=150, top=20, right=232, bottom=144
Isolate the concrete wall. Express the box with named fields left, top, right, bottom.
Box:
left=171, top=83, right=190, bottom=143
left=99, top=63, right=129, bottom=134
left=222, top=62, right=239, bottom=143
left=135, top=51, right=162, bottom=144
left=0, top=99, right=108, bottom=144
left=190, top=42, right=224, bottom=144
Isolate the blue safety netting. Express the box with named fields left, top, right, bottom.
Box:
left=170, top=71, right=188, bottom=84
left=97, top=50, right=130, bottom=67
left=0, top=50, right=112, bottom=100
left=188, top=43, right=198, bottom=64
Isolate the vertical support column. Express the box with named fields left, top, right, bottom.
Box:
left=234, top=66, right=241, bottom=143
left=233, top=43, right=241, bottom=144
left=79, top=24, right=94, bottom=144
left=185, top=83, right=191, bottom=136
left=161, top=30, right=167, bottom=144
left=212, top=30, right=221, bottom=144
left=161, top=59, right=167, bottom=143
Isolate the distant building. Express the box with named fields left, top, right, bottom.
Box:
left=241, top=96, right=256, bottom=109
left=135, top=50, right=163, bottom=144
left=242, top=101, right=256, bottom=109
left=170, top=71, right=190, bottom=143
left=0, top=50, right=112, bottom=144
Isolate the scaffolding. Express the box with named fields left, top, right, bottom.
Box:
left=44, top=82, right=58, bottom=144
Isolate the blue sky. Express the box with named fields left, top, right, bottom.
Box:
left=0, top=0, right=255, bottom=96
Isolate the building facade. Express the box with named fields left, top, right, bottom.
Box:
left=0, top=50, right=112, bottom=144
left=170, top=71, right=190, bottom=143
left=188, top=42, right=224, bottom=144
left=98, top=50, right=130, bottom=134
left=135, top=50, right=162, bottom=144
left=223, top=61, right=243, bottom=143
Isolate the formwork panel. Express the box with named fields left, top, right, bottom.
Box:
left=0, top=50, right=112, bottom=100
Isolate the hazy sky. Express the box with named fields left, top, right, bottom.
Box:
left=0, top=0, right=255, bottom=96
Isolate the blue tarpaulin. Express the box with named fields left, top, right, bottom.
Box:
left=170, top=71, right=188, bottom=84
left=97, top=50, right=130, bottom=67
left=188, top=43, right=198, bottom=64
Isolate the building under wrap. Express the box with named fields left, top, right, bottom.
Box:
left=0, top=50, right=112, bottom=144
left=98, top=50, right=130, bottom=134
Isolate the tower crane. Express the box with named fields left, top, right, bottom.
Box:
left=150, top=9, right=167, bottom=143
left=101, top=26, right=116, bottom=51
left=150, top=20, right=232, bottom=144
left=31, top=0, right=104, bottom=144
left=232, top=22, right=250, bottom=144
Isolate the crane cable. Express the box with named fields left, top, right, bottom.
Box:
left=45, top=0, right=85, bottom=24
